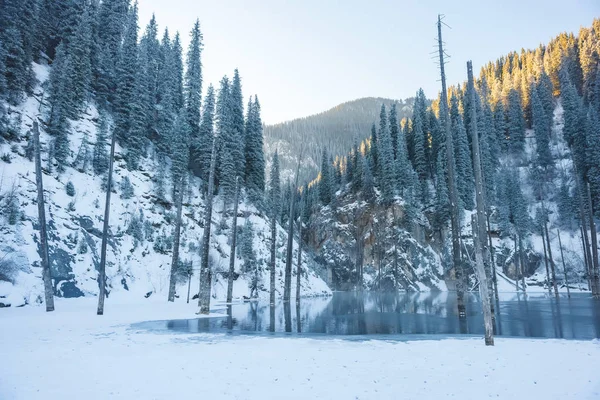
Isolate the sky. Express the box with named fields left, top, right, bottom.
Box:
left=137, top=0, right=599, bottom=124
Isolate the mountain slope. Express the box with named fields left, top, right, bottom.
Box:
left=264, top=97, right=415, bottom=183
left=0, top=64, right=330, bottom=307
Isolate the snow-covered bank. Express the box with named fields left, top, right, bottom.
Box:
left=1, top=299, right=599, bottom=400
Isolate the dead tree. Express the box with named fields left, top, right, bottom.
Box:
left=586, top=182, right=599, bottom=297
left=97, top=118, right=117, bottom=315
left=543, top=215, right=559, bottom=298
left=198, top=137, right=218, bottom=314
left=556, top=229, right=570, bottom=298
left=226, top=177, right=240, bottom=303
left=467, top=61, right=495, bottom=311
left=295, top=192, right=304, bottom=302
left=284, top=151, right=302, bottom=302
left=472, top=215, right=494, bottom=345
left=574, top=163, right=595, bottom=295
left=437, top=15, right=465, bottom=317
left=540, top=226, right=552, bottom=294
left=33, top=121, right=54, bottom=312
left=168, top=173, right=186, bottom=302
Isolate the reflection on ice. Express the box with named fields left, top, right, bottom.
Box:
left=138, top=292, right=600, bottom=340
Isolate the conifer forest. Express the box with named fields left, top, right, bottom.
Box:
left=1, top=2, right=599, bottom=399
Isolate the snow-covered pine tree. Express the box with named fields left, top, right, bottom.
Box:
left=95, top=0, right=129, bottom=109
left=450, top=95, right=474, bottom=210
left=319, top=148, right=332, bottom=205
left=230, top=69, right=246, bottom=177
left=369, top=123, right=378, bottom=175
left=113, top=2, right=145, bottom=169
left=531, top=82, right=553, bottom=170
left=507, top=88, right=526, bottom=154
left=378, top=104, right=396, bottom=203
left=185, top=19, right=203, bottom=166
left=244, top=96, right=266, bottom=196
left=194, top=84, right=215, bottom=183
left=389, top=103, right=399, bottom=159
left=215, top=76, right=237, bottom=200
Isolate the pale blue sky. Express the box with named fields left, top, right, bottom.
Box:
left=137, top=0, right=598, bottom=124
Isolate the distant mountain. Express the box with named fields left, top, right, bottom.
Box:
left=264, top=97, right=415, bottom=184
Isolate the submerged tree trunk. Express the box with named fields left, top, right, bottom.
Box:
left=541, top=227, right=552, bottom=294
left=437, top=16, right=464, bottom=317
left=226, top=177, right=240, bottom=304
left=543, top=217, right=559, bottom=298
left=186, top=264, right=192, bottom=304
left=198, top=138, right=218, bottom=314
left=586, top=182, right=600, bottom=297
left=284, top=154, right=302, bottom=302
left=486, top=214, right=499, bottom=302
left=518, top=235, right=526, bottom=294
left=557, top=229, right=570, bottom=298
left=97, top=120, right=116, bottom=315
left=472, top=215, right=494, bottom=345
left=296, top=197, right=303, bottom=302
left=574, top=164, right=595, bottom=295
left=467, top=61, right=494, bottom=316
left=269, top=211, right=277, bottom=306
left=168, top=174, right=186, bottom=302
left=33, top=121, right=54, bottom=312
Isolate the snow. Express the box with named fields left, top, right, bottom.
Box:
left=0, top=63, right=331, bottom=308
left=1, top=298, right=599, bottom=400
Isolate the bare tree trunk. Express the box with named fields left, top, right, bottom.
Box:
left=97, top=120, right=116, bottom=315
left=296, top=196, right=303, bottom=302
left=574, top=164, right=595, bottom=295
left=33, top=121, right=54, bottom=312
left=437, top=15, right=464, bottom=318
left=556, top=229, right=570, bottom=298
left=198, top=138, right=218, bottom=314
left=472, top=215, right=494, bottom=345
left=541, top=227, right=552, bottom=294
left=226, top=177, right=240, bottom=304
left=514, top=235, right=521, bottom=292
left=486, top=214, right=499, bottom=302
left=284, top=155, right=302, bottom=302
left=269, top=212, right=277, bottom=306
left=168, top=173, right=186, bottom=302
left=186, top=264, right=192, bottom=304
left=586, top=182, right=600, bottom=297
left=580, top=226, right=593, bottom=291
left=518, top=235, right=526, bottom=293
left=467, top=61, right=494, bottom=316
left=543, top=216, right=559, bottom=298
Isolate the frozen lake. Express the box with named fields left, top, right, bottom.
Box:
left=133, top=292, right=600, bottom=339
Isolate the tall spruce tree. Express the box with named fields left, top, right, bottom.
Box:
left=113, top=2, right=145, bottom=168
left=319, top=148, right=332, bottom=205
left=195, top=84, right=215, bottom=183
left=230, top=69, right=246, bottom=177
left=244, top=96, right=266, bottom=194
left=389, top=103, right=399, bottom=159
left=531, top=82, right=553, bottom=170
left=378, top=104, right=396, bottom=203
left=369, top=123, right=378, bottom=174
left=507, top=88, right=526, bottom=154
left=216, top=76, right=237, bottom=199
left=185, top=19, right=203, bottom=164
left=450, top=95, right=474, bottom=210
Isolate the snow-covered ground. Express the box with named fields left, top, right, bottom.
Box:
left=1, top=297, right=599, bottom=400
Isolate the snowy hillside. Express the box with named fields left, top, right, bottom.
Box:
left=0, top=64, right=330, bottom=308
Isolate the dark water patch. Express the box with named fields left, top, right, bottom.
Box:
left=132, top=292, right=600, bottom=340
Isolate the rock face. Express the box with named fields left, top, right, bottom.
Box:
left=307, top=194, right=447, bottom=292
